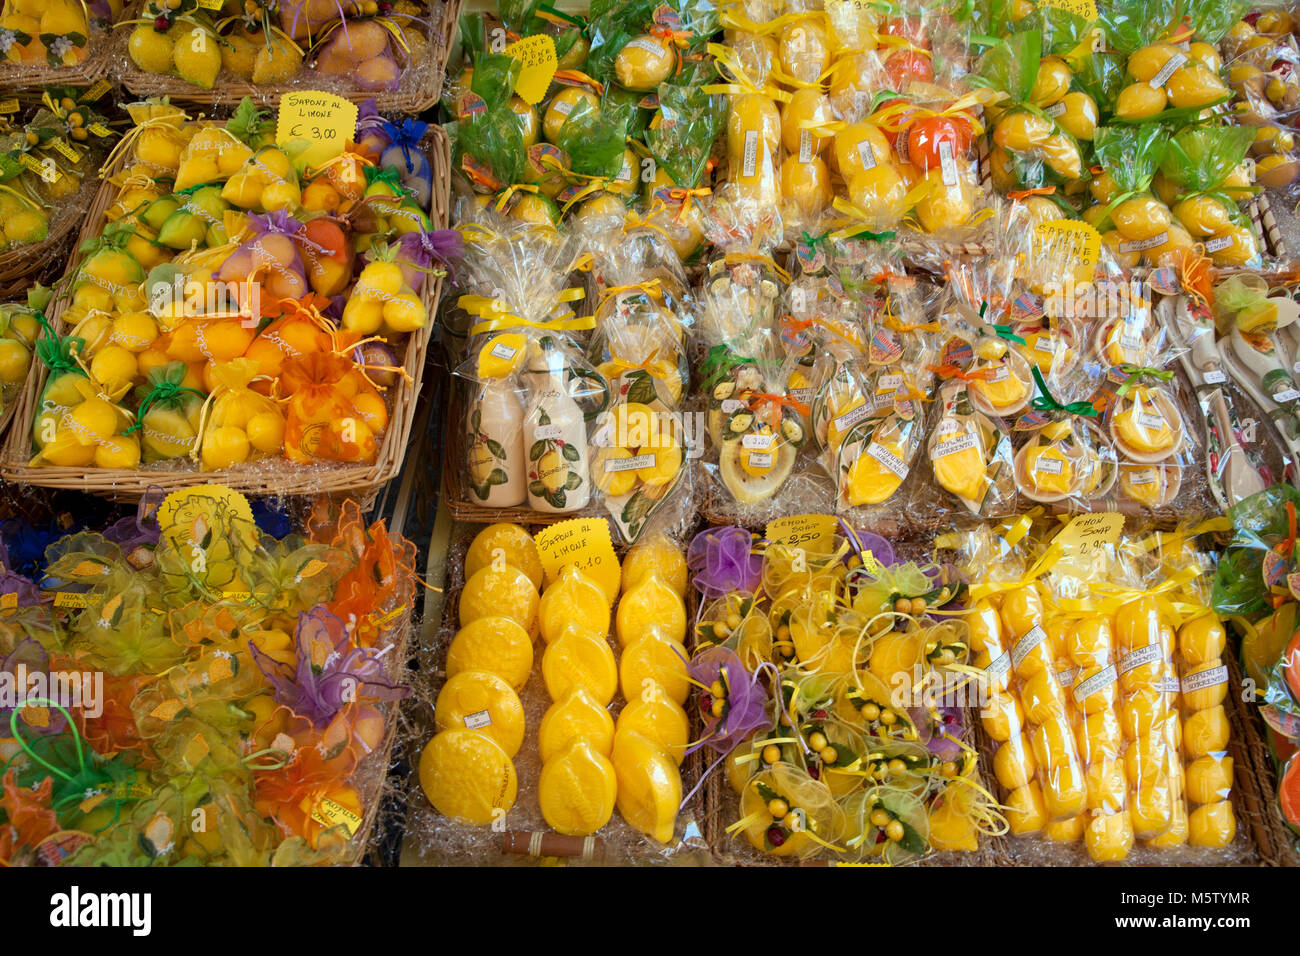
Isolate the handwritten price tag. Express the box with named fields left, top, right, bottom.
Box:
left=1035, top=219, right=1101, bottom=284
left=535, top=518, right=621, bottom=603
left=505, top=34, right=558, bottom=106
left=1052, top=512, right=1125, bottom=578
left=276, top=90, right=358, bottom=169
left=765, top=514, right=838, bottom=555
left=1037, top=0, right=1097, bottom=20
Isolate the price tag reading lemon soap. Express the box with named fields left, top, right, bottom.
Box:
left=276, top=91, right=358, bottom=169
left=535, top=518, right=621, bottom=604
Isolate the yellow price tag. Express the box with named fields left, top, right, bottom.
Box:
left=1052, top=512, right=1125, bottom=579
left=87, top=122, right=112, bottom=138
left=0, top=99, right=19, bottom=114
left=535, top=518, right=621, bottom=604
left=505, top=34, right=558, bottom=106
left=85, top=79, right=111, bottom=101
left=51, top=592, right=89, bottom=609
left=1037, top=0, right=1097, bottom=19
left=1035, top=218, right=1101, bottom=285
left=765, top=514, right=838, bottom=556
left=48, top=139, right=80, bottom=163
left=276, top=90, right=358, bottom=169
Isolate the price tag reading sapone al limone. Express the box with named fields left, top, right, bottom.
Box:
left=276, top=91, right=358, bottom=169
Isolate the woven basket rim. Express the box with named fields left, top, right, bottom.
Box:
left=0, top=118, right=451, bottom=499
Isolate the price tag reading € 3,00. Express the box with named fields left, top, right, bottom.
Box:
left=276, top=91, right=358, bottom=169
left=535, top=518, right=621, bottom=604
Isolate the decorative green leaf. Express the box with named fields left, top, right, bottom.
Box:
left=563, top=471, right=582, bottom=490
left=625, top=372, right=659, bottom=407
left=529, top=441, right=547, bottom=461
left=529, top=480, right=546, bottom=497
left=488, top=468, right=508, bottom=486
left=537, top=408, right=551, bottom=427
left=755, top=782, right=780, bottom=803
left=546, top=490, right=566, bottom=509
left=471, top=407, right=482, bottom=431
left=561, top=442, right=580, bottom=462
left=485, top=438, right=506, bottom=459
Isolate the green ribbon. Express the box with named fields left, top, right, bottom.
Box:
left=699, top=344, right=760, bottom=390
left=124, top=380, right=207, bottom=435
left=992, top=323, right=1026, bottom=345
left=841, top=227, right=897, bottom=244
left=1116, top=363, right=1174, bottom=397
left=1031, top=366, right=1098, bottom=418
left=799, top=230, right=830, bottom=255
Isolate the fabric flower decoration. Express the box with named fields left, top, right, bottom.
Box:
left=688, top=527, right=762, bottom=602
left=687, top=646, right=772, bottom=756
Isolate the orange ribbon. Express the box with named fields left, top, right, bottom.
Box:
left=552, top=69, right=604, bottom=96
left=748, top=391, right=811, bottom=418
left=1180, top=244, right=1214, bottom=311
left=1007, top=185, right=1056, bottom=201
left=927, top=363, right=996, bottom=382
left=663, top=185, right=710, bottom=224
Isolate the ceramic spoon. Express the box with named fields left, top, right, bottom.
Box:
left=1160, top=297, right=1265, bottom=506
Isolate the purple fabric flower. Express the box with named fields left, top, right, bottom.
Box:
left=389, top=228, right=464, bottom=291
left=687, top=527, right=762, bottom=601
left=249, top=607, right=409, bottom=727
left=0, top=569, right=41, bottom=609
left=910, top=705, right=967, bottom=761
left=103, top=492, right=161, bottom=568
left=0, top=640, right=67, bottom=735
left=686, top=647, right=772, bottom=756
left=844, top=526, right=896, bottom=568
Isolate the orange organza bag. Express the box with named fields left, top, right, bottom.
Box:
left=280, top=353, right=386, bottom=463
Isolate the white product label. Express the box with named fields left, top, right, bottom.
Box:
left=1275, top=388, right=1300, bottom=404
left=742, top=432, right=775, bottom=450
left=464, top=710, right=492, bottom=729
left=1010, top=625, right=1047, bottom=669
left=721, top=398, right=745, bottom=413
left=1149, top=52, right=1188, bottom=89
left=932, top=432, right=978, bottom=460
left=1137, top=412, right=1166, bottom=430
left=1160, top=675, right=1182, bottom=693
left=1205, top=234, right=1233, bottom=253
left=1181, top=664, right=1229, bottom=694
left=535, top=424, right=564, bottom=440
left=1202, top=369, right=1227, bottom=385
left=618, top=159, right=632, bottom=182
left=626, top=36, right=665, bottom=56
left=877, top=373, right=902, bottom=392
left=791, top=387, right=813, bottom=405
left=984, top=651, right=1011, bottom=682
left=990, top=365, right=1010, bottom=382
left=833, top=402, right=873, bottom=434
left=798, top=129, right=814, bottom=164
left=1033, top=455, right=1064, bottom=475
left=1118, top=641, right=1163, bottom=675
left=1073, top=664, right=1118, bottom=703
left=607, top=453, right=656, bottom=472
left=742, top=129, right=758, bottom=178
left=1128, top=469, right=1158, bottom=486
left=553, top=99, right=574, bottom=116
left=865, top=442, right=909, bottom=479
left=489, top=343, right=517, bottom=361
left=857, top=138, right=877, bottom=171
left=1036, top=335, right=1058, bottom=354
left=938, top=139, right=959, bottom=187
left=747, top=452, right=773, bottom=468
left=1045, top=101, right=1068, bottom=117
left=1118, top=233, right=1168, bottom=254
left=1057, top=666, right=1078, bottom=688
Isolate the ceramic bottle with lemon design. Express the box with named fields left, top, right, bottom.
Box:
left=466, top=332, right=527, bottom=507
left=523, top=341, right=593, bottom=513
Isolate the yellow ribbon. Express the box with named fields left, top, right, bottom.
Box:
left=459, top=289, right=593, bottom=336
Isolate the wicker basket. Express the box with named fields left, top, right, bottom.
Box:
left=0, top=122, right=451, bottom=501
left=112, top=0, right=459, bottom=113
left=0, top=30, right=111, bottom=93
left=0, top=169, right=99, bottom=300
left=405, top=526, right=710, bottom=866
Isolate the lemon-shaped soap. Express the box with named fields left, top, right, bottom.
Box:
left=418, top=729, right=517, bottom=826
left=538, top=686, right=615, bottom=762
left=615, top=572, right=686, bottom=648
left=616, top=690, right=690, bottom=765
left=845, top=441, right=906, bottom=505
left=445, top=616, right=534, bottom=691
left=971, top=362, right=1028, bottom=410
left=459, top=564, right=540, bottom=634
left=464, top=523, right=544, bottom=590
left=542, top=629, right=619, bottom=705
left=619, top=634, right=691, bottom=706
left=1188, top=799, right=1235, bottom=848
left=621, top=534, right=688, bottom=598
left=612, top=729, right=682, bottom=844
left=1114, top=387, right=1175, bottom=454
left=538, top=737, right=618, bottom=836
left=1024, top=442, right=1074, bottom=496
left=433, top=670, right=526, bottom=758
left=931, top=420, right=988, bottom=502
left=538, top=563, right=611, bottom=644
